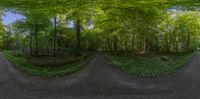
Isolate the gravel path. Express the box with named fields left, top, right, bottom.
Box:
left=0, top=53, right=200, bottom=99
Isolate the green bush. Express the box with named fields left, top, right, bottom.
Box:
left=105, top=52, right=195, bottom=77
left=4, top=51, right=93, bottom=78
left=13, top=51, right=24, bottom=57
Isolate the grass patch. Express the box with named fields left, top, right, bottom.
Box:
left=4, top=51, right=94, bottom=78
left=105, top=52, right=195, bottom=77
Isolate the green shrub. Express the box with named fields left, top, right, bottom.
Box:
left=105, top=52, right=195, bottom=77
left=4, top=51, right=93, bottom=78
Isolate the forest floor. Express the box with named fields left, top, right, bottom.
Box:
left=0, top=52, right=200, bottom=99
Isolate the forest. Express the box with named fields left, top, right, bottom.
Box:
left=0, top=0, right=200, bottom=77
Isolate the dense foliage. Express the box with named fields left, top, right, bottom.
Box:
left=0, top=0, right=199, bottom=77
left=0, top=0, right=199, bottom=55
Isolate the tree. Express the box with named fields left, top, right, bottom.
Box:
left=0, top=0, right=199, bottom=55
left=0, top=10, right=5, bottom=50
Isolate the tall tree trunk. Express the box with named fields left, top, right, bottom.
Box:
left=53, top=16, right=57, bottom=56
left=50, top=29, right=53, bottom=55
left=113, top=37, right=118, bottom=56
left=113, top=37, right=118, bottom=52
left=4, top=33, right=8, bottom=50
left=175, top=36, right=179, bottom=52
left=35, top=27, right=38, bottom=56
left=167, top=32, right=170, bottom=52
left=30, top=27, right=33, bottom=56
left=75, top=19, right=81, bottom=56
left=187, top=32, right=190, bottom=52
left=107, top=37, right=111, bottom=51
left=131, top=34, right=136, bottom=56
left=131, top=34, right=135, bottom=51
left=124, top=40, right=127, bottom=56
left=143, top=36, right=147, bottom=54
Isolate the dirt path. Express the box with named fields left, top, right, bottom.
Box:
left=0, top=52, right=200, bottom=99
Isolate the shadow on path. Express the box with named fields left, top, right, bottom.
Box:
left=0, top=53, right=200, bottom=99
